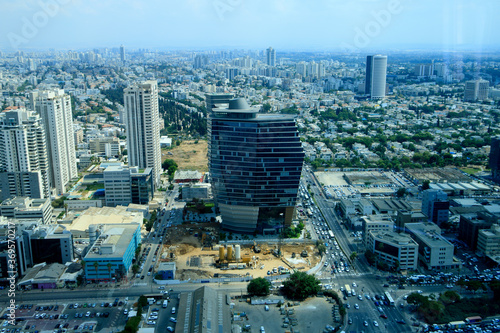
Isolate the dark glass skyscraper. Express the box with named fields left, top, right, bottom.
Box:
left=208, top=98, right=304, bottom=234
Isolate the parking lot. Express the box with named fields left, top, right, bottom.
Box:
left=233, top=297, right=334, bottom=333
left=1, top=298, right=131, bottom=333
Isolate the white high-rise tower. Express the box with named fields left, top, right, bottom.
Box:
left=266, top=47, right=276, bottom=67
left=365, top=55, right=387, bottom=99
left=32, top=89, right=78, bottom=195
left=124, top=81, right=161, bottom=190
left=0, top=108, right=50, bottom=200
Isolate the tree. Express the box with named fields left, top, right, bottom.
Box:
left=247, top=277, right=271, bottom=296
left=93, top=262, right=99, bottom=280
left=162, top=159, right=178, bottom=178
left=349, top=251, right=358, bottom=262
left=282, top=272, right=321, bottom=301
left=422, top=180, right=430, bottom=190
left=107, top=263, right=112, bottom=279
left=317, top=243, right=327, bottom=256
left=396, top=188, right=406, bottom=197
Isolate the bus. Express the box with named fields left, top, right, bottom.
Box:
left=384, top=291, right=394, bottom=306
left=465, top=316, right=482, bottom=324
left=328, top=230, right=334, bottom=239
left=344, top=284, right=351, bottom=297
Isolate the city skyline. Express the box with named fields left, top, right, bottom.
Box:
left=0, top=0, right=499, bottom=51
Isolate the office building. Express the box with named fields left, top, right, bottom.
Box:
left=0, top=109, right=50, bottom=200
left=0, top=197, right=53, bottom=224
left=83, top=223, right=141, bottom=282
left=89, top=137, right=120, bottom=157
left=103, top=165, right=154, bottom=207
left=405, top=222, right=457, bottom=270
left=459, top=212, right=497, bottom=250
left=366, top=231, right=418, bottom=271
left=124, top=81, right=161, bottom=190
left=181, top=183, right=211, bottom=201
left=365, top=55, right=387, bottom=99
left=422, top=189, right=450, bottom=225
left=395, top=210, right=427, bottom=232
left=490, top=136, right=500, bottom=183
left=464, top=79, right=489, bottom=102
left=266, top=47, right=276, bottom=67
left=205, top=93, right=234, bottom=113
left=29, top=224, right=74, bottom=265
left=32, top=89, right=78, bottom=195
left=477, top=224, right=500, bottom=258
left=361, top=214, right=394, bottom=246
left=120, top=45, right=125, bottom=63
left=208, top=98, right=304, bottom=233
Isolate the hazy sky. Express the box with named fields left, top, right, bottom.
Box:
left=1, top=0, right=499, bottom=51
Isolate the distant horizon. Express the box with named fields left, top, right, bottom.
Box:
left=1, top=0, right=498, bottom=53
left=3, top=44, right=500, bottom=54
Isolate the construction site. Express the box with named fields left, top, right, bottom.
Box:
left=159, top=223, right=321, bottom=281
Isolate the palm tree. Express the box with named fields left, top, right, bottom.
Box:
left=107, top=263, right=112, bottom=279
left=93, top=262, right=99, bottom=281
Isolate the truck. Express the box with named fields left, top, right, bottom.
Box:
left=163, top=300, right=168, bottom=308
left=344, top=284, right=351, bottom=297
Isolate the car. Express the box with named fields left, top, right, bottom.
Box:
left=354, top=304, right=359, bottom=309
left=264, top=305, right=269, bottom=311
left=146, top=321, right=156, bottom=325
left=260, top=326, right=265, bottom=333
left=166, top=327, right=174, bottom=332
left=358, top=295, right=363, bottom=300
left=141, top=275, right=145, bottom=279
left=380, top=314, right=388, bottom=319
left=345, top=303, right=350, bottom=309
left=363, top=321, right=368, bottom=327
left=170, top=317, right=177, bottom=323
left=352, top=282, right=357, bottom=287
left=396, top=319, right=406, bottom=324
left=373, top=321, right=379, bottom=327
left=85, top=311, right=91, bottom=317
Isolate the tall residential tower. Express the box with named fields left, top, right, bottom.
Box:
left=0, top=108, right=50, bottom=200
left=124, top=80, right=161, bottom=190
left=208, top=98, right=304, bottom=234
left=266, top=47, right=276, bottom=67
left=32, top=89, right=77, bottom=195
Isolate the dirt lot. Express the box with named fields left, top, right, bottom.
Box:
left=162, top=140, right=208, bottom=172
left=160, top=224, right=321, bottom=281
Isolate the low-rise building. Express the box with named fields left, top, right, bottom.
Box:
left=0, top=197, right=53, bottom=224
left=459, top=212, right=497, bottom=250
left=157, top=262, right=176, bottom=280
left=361, top=214, right=394, bottom=246
left=83, top=223, right=141, bottom=282
left=405, top=222, right=458, bottom=270
left=176, top=286, right=231, bottom=333
left=477, top=224, right=500, bottom=258
left=181, top=183, right=211, bottom=201
left=173, top=170, right=203, bottom=184
left=366, top=231, right=418, bottom=271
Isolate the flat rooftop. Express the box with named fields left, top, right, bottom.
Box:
left=85, top=223, right=139, bottom=259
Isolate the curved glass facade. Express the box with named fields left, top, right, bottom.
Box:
left=208, top=99, right=304, bottom=233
